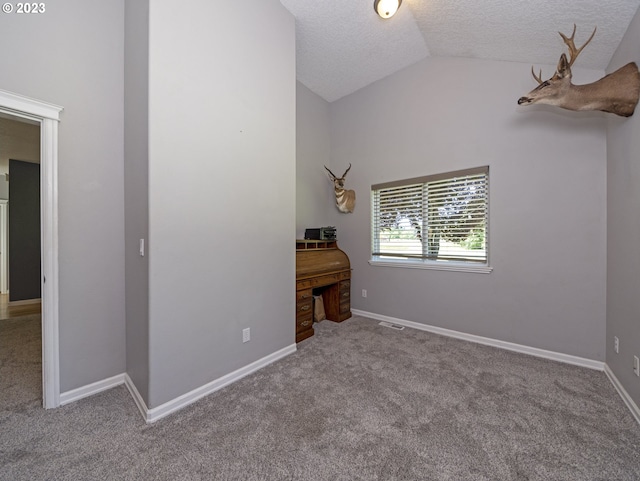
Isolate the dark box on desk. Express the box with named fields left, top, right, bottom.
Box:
left=304, top=226, right=336, bottom=240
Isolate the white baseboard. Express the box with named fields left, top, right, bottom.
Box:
left=60, top=344, right=297, bottom=423
left=604, top=364, right=640, bottom=425
left=124, top=373, right=149, bottom=420
left=144, top=343, right=297, bottom=423
left=54, top=323, right=640, bottom=427
left=353, top=309, right=640, bottom=425
left=59, top=373, right=126, bottom=406
left=8, top=297, right=41, bottom=307
left=351, top=309, right=605, bottom=371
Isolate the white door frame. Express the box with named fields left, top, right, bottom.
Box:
left=0, top=88, right=62, bottom=409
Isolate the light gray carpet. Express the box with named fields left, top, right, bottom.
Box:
left=0, top=315, right=42, bottom=412
left=1, top=315, right=639, bottom=480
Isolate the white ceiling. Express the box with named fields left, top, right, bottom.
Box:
left=279, top=0, right=640, bottom=102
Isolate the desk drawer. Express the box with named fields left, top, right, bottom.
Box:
left=338, top=271, right=350, bottom=281
left=339, top=280, right=350, bottom=298
left=297, top=273, right=341, bottom=289
left=297, top=289, right=312, bottom=303
left=297, top=300, right=312, bottom=315
left=296, top=313, right=313, bottom=333
left=311, top=273, right=338, bottom=288
left=339, top=279, right=350, bottom=316
left=340, top=299, right=350, bottom=315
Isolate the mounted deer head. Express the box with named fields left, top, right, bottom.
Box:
left=324, top=164, right=356, bottom=214
left=518, top=25, right=640, bottom=117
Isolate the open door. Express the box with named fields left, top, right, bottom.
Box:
left=8, top=159, right=41, bottom=302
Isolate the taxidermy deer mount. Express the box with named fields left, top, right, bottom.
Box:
left=517, top=25, right=640, bottom=117
left=325, top=164, right=356, bottom=214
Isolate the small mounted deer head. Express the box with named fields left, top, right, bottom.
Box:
left=518, top=25, right=640, bottom=117
left=324, top=164, right=356, bottom=214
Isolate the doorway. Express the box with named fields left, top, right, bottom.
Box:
left=0, top=88, right=62, bottom=409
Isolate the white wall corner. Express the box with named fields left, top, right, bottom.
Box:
left=124, top=374, right=150, bottom=421
left=604, top=364, right=640, bottom=425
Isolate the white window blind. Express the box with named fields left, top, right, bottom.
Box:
left=372, top=166, right=488, bottom=264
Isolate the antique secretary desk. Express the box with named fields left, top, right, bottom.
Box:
left=295, top=240, right=352, bottom=342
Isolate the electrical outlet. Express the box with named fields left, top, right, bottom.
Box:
left=362, top=289, right=367, bottom=298
left=614, top=336, right=619, bottom=354
left=242, top=328, right=250, bottom=343
left=634, top=356, right=640, bottom=377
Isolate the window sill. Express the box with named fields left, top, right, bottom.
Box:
left=369, top=258, right=493, bottom=274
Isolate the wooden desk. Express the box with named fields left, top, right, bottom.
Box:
left=295, top=240, right=351, bottom=342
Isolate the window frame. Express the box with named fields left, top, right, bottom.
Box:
left=369, top=166, right=492, bottom=274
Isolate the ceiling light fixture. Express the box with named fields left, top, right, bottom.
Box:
left=374, top=0, right=402, bottom=19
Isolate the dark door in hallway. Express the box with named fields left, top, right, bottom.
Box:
left=8, top=159, right=41, bottom=302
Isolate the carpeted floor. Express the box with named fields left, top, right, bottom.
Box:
left=0, top=315, right=42, bottom=412
left=1, top=315, right=639, bottom=480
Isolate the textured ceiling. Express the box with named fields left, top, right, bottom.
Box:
left=279, top=0, right=640, bottom=102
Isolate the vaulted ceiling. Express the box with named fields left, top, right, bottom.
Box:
left=279, top=0, right=640, bottom=102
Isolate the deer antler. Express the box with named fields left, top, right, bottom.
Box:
left=341, top=163, right=352, bottom=178
left=324, top=165, right=337, bottom=179
left=518, top=25, right=640, bottom=117
left=559, top=24, right=597, bottom=68
left=531, top=66, right=544, bottom=84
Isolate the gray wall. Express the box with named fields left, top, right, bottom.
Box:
left=296, top=83, right=335, bottom=238
left=124, top=0, right=150, bottom=403
left=0, top=0, right=126, bottom=391
left=146, top=0, right=296, bottom=407
left=606, top=7, right=640, bottom=406
left=311, top=56, right=608, bottom=361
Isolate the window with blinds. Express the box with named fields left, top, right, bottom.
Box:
left=371, top=166, right=488, bottom=264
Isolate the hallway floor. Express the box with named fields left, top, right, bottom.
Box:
left=0, top=293, right=41, bottom=320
